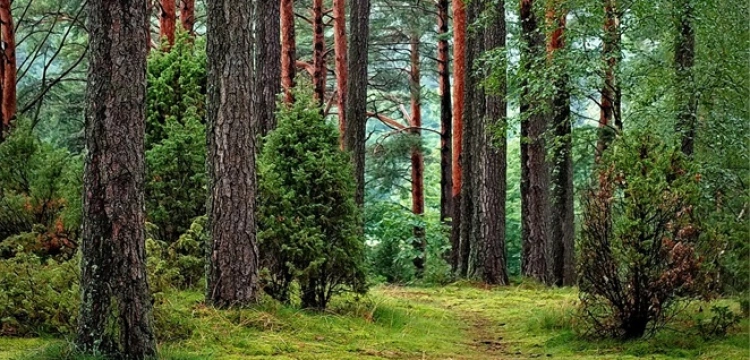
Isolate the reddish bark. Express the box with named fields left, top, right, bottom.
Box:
left=437, top=0, right=453, bottom=223
left=0, top=0, right=16, bottom=127
left=312, top=0, right=326, bottom=106
left=333, top=0, right=348, bottom=147
left=159, top=0, right=176, bottom=48
left=179, top=0, right=195, bottom=34
left=450, top=0, right=467, bottom=272
left=281, top=0, right=297, bottom=103
left=596, top=0, right=620, bottom=161
left=409, top=34, right=426, bottom=276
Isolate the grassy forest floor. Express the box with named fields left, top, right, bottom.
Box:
left=1, top=283, right=748, bottom=360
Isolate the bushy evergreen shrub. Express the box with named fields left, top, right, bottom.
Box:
left=578, top=130, right=710, bottom=339
left=257, top=88, right=367, bottom=309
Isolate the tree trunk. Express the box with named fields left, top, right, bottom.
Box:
left=450, top=0, right=467, bottom=274
left=546, top=2, right=575, bottom=286
left=76, top=0, right=156, bottom=357
left=596, top=0, right=620, bottom=161
left=180, top=0, right=196, bottom=35
left=409, top=33, right=426, bottom=277
left=312, top=0, right=326, bottom=106
left=674, top=0, right=696, bottom=156
left=159, top=0, right=176, bottom=48
left=437, top=0, right=453, bottom=224
left=0, top=0, right=16, bottom=127
left=206, top=0, right=260, bottom=308
left=520, top=0, right=550, bottom=284
left=333, top=0, right=348, bottom=146
left=281, top=0, right=297, bottom=104
left=255, top=0, right=281, bottom=136
left=477, top=0, right=509, bottom=285
left=344, top=0, right=370, bottom=207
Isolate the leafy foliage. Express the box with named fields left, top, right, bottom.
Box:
left=257, top=88, right=367, bottom=309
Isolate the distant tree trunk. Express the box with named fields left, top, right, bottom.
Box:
left=462, top=0, right=485, bottom=278
left=437, top=0, right=453, bottom=224
left=255, top=0, right=281, bottom=136
left=478, top=0, right=509, bottom=285
left=546, top=2, right=575, bottom=286
left=596, top=0, right=621, bottom=160
left=344, top=0, right=370, bottom=207
left=312, top=0, right=326, bottom=106
left=409, top=33, right=426, bottom=277
left=450, top=0, right=467, bottom=274
left=0, top=0, right=16, bottom=127
left=159, top=0, right=176, bottom=48
left=333, top=0, right=348, bottom=146
left=180, top=0, right=196, bottom=35
left=76, top=0, right=156, bottom=357
left=674, top=0, right=696, bottom=157
left=205, top=0, right=259, bottom=308
left=281, top=0, right=296, bottom=104
left=520, top=0, right=550, bottom=284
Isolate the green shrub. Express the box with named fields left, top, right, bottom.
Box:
left=257, top=87, right=367, bottom=309
left=147, top=216, right=207, bottom=292
left=695, top=305, right=742, bottom=339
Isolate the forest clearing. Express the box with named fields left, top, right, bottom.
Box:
left=2, top=284, right=747, bottom=360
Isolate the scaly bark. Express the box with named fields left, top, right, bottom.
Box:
left=312, top=0, right=326, bottom=106
left=180, top=0, right=195, bottom=34
left=344, top=0, right=370, bottom=207
left=520, top=0, right=551, bottom=284
left=77, top=0, right=156, bottom=357
left=0, top=0, right=16, bottom=127
left=437, top=0, right=453, bottom=224
left=546, top=0, right=575, bottom=286
left=159, top=0, right=176, bottom=48
left=206, top=0, right=260, bottom=308
left=281, top=0, right=297, bottom=104
left=333, top=0, right=348, bottom=146
left=255, top=0, right=282, bottom=136
left=596, top=0, right=621, bottom=160
left=409, top=34, right=426, bottom=277
left=674, top=0, right=697, bottom=156
left=450, top=0, right=467, bottom=274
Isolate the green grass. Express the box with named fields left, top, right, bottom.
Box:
left=2, top=284, right=748, bottom=359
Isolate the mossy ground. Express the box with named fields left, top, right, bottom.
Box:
left=1, top=283, right=747, bottom=359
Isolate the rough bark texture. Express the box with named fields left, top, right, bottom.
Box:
left=476, top=0, right=509, bottom=285
left=520, top=0, right=551, bottom=284
left=0, top=0, right=16, bottom=129
left=159, top=0, right=177, bottom=48
left=206, top=0, right=259, bottom=308
left=674, top=0, right=696, bottom=156
left=409, top=34, right=426, bottom=277
left=437, top=0, right=453, bottom=224
left=281, top=0, right=296, bottom=104
left=312, top=0, right=326, bottom=106
left=546, top=2, right=575, bottom=286
left=255, top=0, right=281, bottom=136
left=450, top=0, right=467, bottom=273
left=76, top=0, right=156, bottom=357
left=180, top=0, right=196, bottom=34
left=344, top=0, right=370, bottom=207
left=333, top=0, right=348, bottom=146
left=596, top=0, right=621, bottom=160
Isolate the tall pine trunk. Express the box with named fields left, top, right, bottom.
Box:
left=206, top=0, right=260, bottom=308
left=674, top=0, right=696, bottom=156
left=0, top=0, right=16, bottom=128
left=281, top=0, right=297, bottom=104
left=76, top=0, right=156, bottom=357
left=255, top=0, right=281, bottom=136
left=520, top=0, right=551, bottom=284
left=312, top=0, right=326, bottom=105
left=596, top=0, right=621, bottom=160
left=450, top=0, right=467, bottom=274
left=344, top=0, right=370, bottom=207
left=180, top=0, right=196, bottom=35
left=333, top=0, right=348, bottom=146
left=477, top=0, right=509, bottom=285
left=159, top=0, right=177, bottom=47
left=437, top=0, right=453, bottom=224
left=546, top=2, right=575, bottom=286
left=409, top=34, right=426, bottom=277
